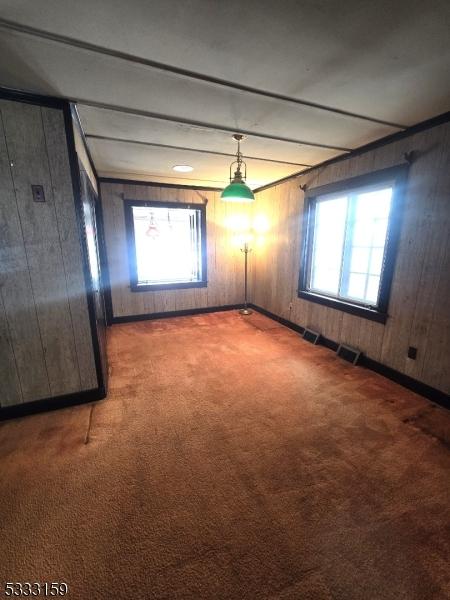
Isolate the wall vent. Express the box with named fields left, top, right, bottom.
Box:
left=336, top=344, right=361, bottom=365
left=303, top=328, right=321, bottom=345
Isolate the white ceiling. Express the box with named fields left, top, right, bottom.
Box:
left=0, top=0, right=449, bottom=187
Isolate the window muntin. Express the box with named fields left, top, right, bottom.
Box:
left=125, top=201, right=206, bottom=290
left=306, top=183, right=394, bottom=309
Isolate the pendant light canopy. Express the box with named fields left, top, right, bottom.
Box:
left=221, top=134, right=255, bottom=202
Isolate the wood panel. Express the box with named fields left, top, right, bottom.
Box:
left=0, top=99, right=98, bottom=406
left=0, top=287, right=22, bottom=406
left=1, top=100, right=82, bottom=396
left=0, top=103, right=50, bottom=403
left=42, top=108, right=98, bottom=391
left=100, top=181, right=252, bottom=318
left=252, top=122, right=450, bottom=394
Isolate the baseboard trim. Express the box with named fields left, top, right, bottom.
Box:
left=248, top=304, right=305, bottom=335
left=5, top=305, right=446, bottom=420
left=111, top=304, right=244, bottom=324
left=360, top=357, right=449, bottom=409
left=249, top=304, right=449, bottom=410
left=0, top=387, right=106, bottom=421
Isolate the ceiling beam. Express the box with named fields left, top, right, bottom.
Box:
left=0, top=17, right=407, bottom=130
left=85, top=134, right=312, bottom=167
left=78, top=100, right=352, bottom=152
left=253, top=109, right=450, bottom=193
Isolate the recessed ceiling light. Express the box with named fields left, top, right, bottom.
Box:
left=173, top=165, right=194, bottom=172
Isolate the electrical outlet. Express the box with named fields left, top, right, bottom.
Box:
left=408, top=346, right=417, bottom=360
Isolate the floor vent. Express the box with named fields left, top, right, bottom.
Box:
left=336, top=344, right=361, bottom=365
left=303, top=328, right=321, bottom=345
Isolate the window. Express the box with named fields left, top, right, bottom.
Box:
left=299, top=166, right=408, bottom=322
left=124, top=200, right=207, bottom=291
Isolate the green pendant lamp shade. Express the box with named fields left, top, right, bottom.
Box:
left=221, top=134, right=255, bottom=202
left=221, top=181, right=255, bottom=202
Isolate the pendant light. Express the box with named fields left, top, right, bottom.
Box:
left=221, top=134, right=255, bottom=202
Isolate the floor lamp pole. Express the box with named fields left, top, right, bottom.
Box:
left=239, top=241, right=252, bottom=315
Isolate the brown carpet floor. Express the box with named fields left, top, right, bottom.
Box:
left=1, top=311, right=450, bottom=600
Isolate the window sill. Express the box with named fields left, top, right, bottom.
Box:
left=297, top=290, right=387, bottom=323
left=131, top=281, right=207, bottom=292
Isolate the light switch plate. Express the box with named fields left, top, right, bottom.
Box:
left=31, top=185, right=45, bottom=202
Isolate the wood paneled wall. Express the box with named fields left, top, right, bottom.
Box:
left=252, top=122, right=450, bottom=394
left=0, top=99, right=98, bottom=406
left=100, top=182, right=252, bottom=318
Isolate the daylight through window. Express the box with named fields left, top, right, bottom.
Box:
left=306, top=184, right=394, bottom=309
left=126, top=202, right=206, bottom=290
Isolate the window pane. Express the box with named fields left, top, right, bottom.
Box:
left=350, top=246, right=370, bottom=273
left=366, top=275, right=380, bottom=304
left=310, top=196, right=347, bottom=295
left=132, top=205, right=202, bottom=286
left=369, top=247, right=384, bottom=275
left=355, top=188, right=392, bottom=221
left=372, top=218, right=389, bottom=246
left=347, top=272, right=366, bottom=300
left=352, top=224, right=369, bottom=247
left=340, top=186, right=392, bottom=306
